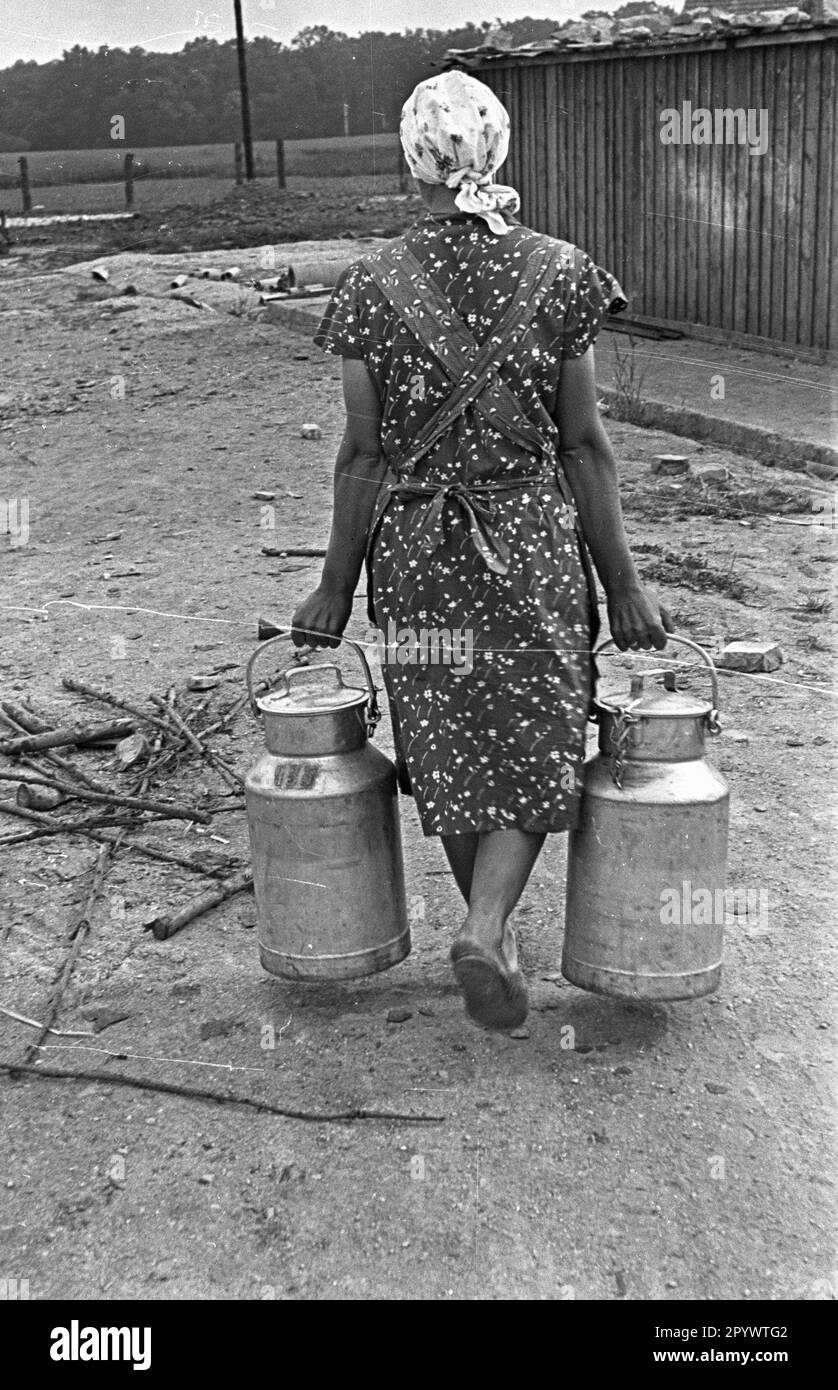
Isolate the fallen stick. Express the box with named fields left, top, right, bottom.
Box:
left=0, top=701, right=51, bottom=733
left=0, top=1061, right=446, bottom=1124
left=202, top=671, right=287, bottom=739
left=138, top=698, right=190, bottom=778
left=61, top=677, right=176, bottom=739
left=149, top=694, right=243, bottom=792
left=0, top=800, right=238, bottom=876
left=146, top=870, right=254, bottom=940
left=122, top=840, right=244, bottom=878
left=261, top=546, right=327, bottom=558
left=0, top=707, right=113, bottom=792
left=0, top=799, right=141, bottom=834
left=23, top=840, right=116, bottom=1062
left=0, top=719, right=134, bottom=755
left=130, top=685, right=175, bottom=793
left=0, top=771, right=210, bottom=824
left=21, top=751, right=113, bottom=795
left=0, top=1006, right=94, bottom=1038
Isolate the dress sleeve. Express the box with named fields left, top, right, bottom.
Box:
left=312, top=263, right=366, bottom=360
left=561, top=251, right=628, bottom=360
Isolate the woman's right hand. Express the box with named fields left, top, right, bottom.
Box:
left=290, top=584, right=354, bottom=650
left=606, top=586, right=674, bottom=651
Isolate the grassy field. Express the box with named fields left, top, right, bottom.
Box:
left=0, top=134, right=401, bottom=190
left=2, top=172, right=405, bottom=217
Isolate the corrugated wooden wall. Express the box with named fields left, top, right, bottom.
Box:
left=479, top=32, right=836, bottom=352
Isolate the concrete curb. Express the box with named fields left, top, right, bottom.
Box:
left=262, top=300, right=836, bottom=472
left=600, top=390, right=837, bottom=472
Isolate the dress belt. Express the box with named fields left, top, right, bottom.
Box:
left=383, top=471, right=556, bottom=576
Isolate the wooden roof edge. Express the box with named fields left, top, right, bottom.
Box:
left=444, top=19, right=838, bottom=70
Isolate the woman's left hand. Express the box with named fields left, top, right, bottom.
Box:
left=607, top=586, right=675, bottom=651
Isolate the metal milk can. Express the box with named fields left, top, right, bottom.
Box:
left=244, top=634, right=410, bottom=981
left=563, top=635, right=729, bottom=1001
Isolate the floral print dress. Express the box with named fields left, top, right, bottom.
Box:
left=314, top=211, right=626, bottom=837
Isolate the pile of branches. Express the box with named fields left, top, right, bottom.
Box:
left=0, top=675, right=267, bottom=943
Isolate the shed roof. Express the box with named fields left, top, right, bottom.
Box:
left=444, top=7, right=838, bottom=67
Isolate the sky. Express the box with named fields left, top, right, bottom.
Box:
left=0, top=0, right=634, bottom=68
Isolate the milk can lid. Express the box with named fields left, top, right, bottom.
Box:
left=597, top=670, right=711, bottom=719
left=258, top=670, right=367, bottom=716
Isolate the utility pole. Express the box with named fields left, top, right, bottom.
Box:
left=233, top=0, right=255, bottom=180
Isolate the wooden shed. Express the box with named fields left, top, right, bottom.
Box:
left=451, top=16, right=837, bottom=357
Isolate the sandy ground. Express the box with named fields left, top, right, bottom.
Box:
left=0, top=242, right=836, bottom=1301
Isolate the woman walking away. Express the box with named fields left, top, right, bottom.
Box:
left=291, top=70, right=672, bottom=1031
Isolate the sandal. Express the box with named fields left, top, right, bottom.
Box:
left=450, top=935, right=529, bottom=1031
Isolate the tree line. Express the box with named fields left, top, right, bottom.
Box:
left=0, top=9, right=673, bottom=152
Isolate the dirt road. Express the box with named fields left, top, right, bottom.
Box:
left=0, top=247, right=835, bottom=1300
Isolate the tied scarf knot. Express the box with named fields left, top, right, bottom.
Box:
left=445, top=168, right=521, bottom=236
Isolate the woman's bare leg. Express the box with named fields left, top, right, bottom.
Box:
left=460, top=828, right=546, bottom=950
left=449, top=828, right=545, bottom=1028
left=440, top=832, right=480, bottom=904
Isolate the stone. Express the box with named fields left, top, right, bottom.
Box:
left=386, top=1007, right=412, bottom=1023
left=16, top=783, right=64, bottom=812
left=114, top=730, right=148, bottom=769
left=82, top=1007, right=131, bottom=1033
left=650, top=454, right=690, bottom=477
left=717, top=641, right=783, bottom=673
left=509, top=1026, right=530, bottom=1039
left=301, top=423, right=322, bottom=440
left=695, top=463, right=730, bottom=484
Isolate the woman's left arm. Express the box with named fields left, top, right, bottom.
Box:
left=291, top=358, right=388, bottom=649
left=554, top=347, right=674, bottom=652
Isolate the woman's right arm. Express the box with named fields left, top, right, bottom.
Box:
left=291, top=358, right=388, bottom=649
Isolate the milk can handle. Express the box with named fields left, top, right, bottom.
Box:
left=245, top=630, right=381, bottom=735
left=594, top=633, right=721, bottom=729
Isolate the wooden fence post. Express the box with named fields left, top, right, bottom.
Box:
left=124, top=153, right=134, bottom=208
left=234, top=142, right=244, bottom=186
left=397, top=143, right=408, bottom=194
left=276, top=138, right=286, bottom=190
left=18, top=157, right=32, bottom=215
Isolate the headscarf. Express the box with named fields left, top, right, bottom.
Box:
left=399, top=71, right=520, bottom=236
